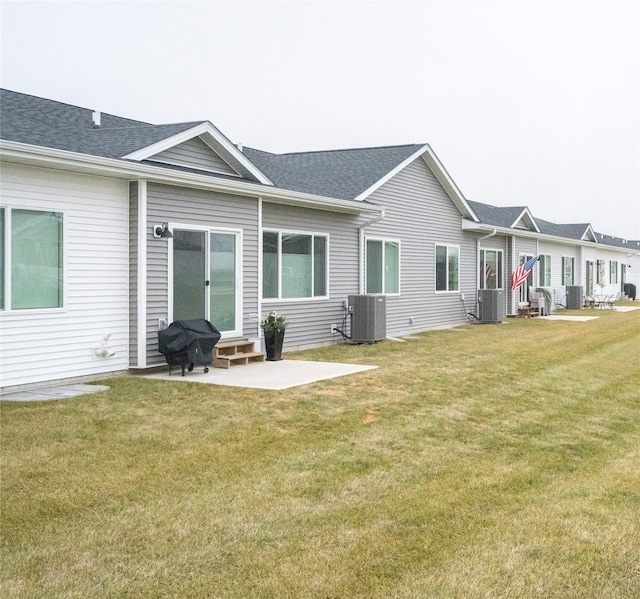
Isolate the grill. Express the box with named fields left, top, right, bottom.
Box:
left=158, top=319, right=221, bottom=376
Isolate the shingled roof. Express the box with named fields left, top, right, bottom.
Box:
left=244, top=144, right=425, bottom=201
left=466, top=200, right=531, bottom=229
left=0, top=88, right=204, bottom=159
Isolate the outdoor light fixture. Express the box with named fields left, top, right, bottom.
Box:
left=153, top=223, right=173, bottom=239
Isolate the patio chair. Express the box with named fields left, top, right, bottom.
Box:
left=607, top=292, right=621, bottom=309
left=528, top=287, right=546, bottom=316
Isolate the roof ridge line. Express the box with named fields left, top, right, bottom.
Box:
left=248, top=143, right=427, bottom=157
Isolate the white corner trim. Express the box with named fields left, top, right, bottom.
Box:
left=137, top=180, right=147, bottom=369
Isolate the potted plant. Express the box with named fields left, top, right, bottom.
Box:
left=260, top=311, right=288, bottom=361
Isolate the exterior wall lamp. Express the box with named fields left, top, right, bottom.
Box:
left=153, top=223, right=173, bottom=239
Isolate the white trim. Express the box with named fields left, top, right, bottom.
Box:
left=510, top=207, right=540, bottom=232
left=422, top=145, right=478, bottom=221
left=434, top=243, right=461, bottom=293
left=353, top=145, right=428, bottom=202
left=1, top=141, right=381, bottom=216
left=561, top=255, right=576, bottom=286
left=478, top=248, right=505, bottom=290
left=364, top=236, right=401, bottom=296
left=461, top=220, right=633, bottom=255
left=261, top=228, right=330, bottom=301
left=136, top=180, right=147, bottom=368
left=168, top=223, right=244, bottom=339
left=352, top=144, right=478, bottom=221
left=123, top=122, right=274, bottom=186
left=0, top=205, right=67, bottom=313
left=583, top=225, right=597, bottom=242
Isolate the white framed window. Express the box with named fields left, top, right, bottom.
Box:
left=596, top=259, right=606, bottom=285
left=262, top=230, right=328, bottom=300
left=479, top=249, right=503, bottom=289
left=366, top=238, right=400, bottom=295
left=0, top=207, right=64, bottom=311
left=436, top=244, right=459, bottom=292
left=609, top=261, right=618, bottom=284
left=562, top=257, right=575, bottom=286
left=538, top=254, right=552, bottom=286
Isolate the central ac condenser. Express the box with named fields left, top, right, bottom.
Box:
left=348, top=294, right=386, bottom=342
left=477, top=289, right=504, bottom=323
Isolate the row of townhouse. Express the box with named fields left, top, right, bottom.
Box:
left=1, top=88, right=638, bottom=391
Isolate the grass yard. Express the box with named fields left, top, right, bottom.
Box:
left=2, top=307, right=639, bottom=598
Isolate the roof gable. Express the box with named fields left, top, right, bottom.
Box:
left=123, top=121, right=272, bottom=184
left=511, top=207, right=540, bottom=232
left=244, top=144, right=425, bottom=200
left=0, top=89, right=272, bottom=185
left=245, top=143, right=478, bottom=220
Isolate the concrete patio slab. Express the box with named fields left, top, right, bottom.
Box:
left=144, top=359, right=378, bottom=390
left=539, top=315, right=599, bottom=322
left=1, top=384, right=110, bottom=402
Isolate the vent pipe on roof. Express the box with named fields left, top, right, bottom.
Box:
left=92, top=110, right=101, bottom=127
left=237, top=142, right=243, bottom=152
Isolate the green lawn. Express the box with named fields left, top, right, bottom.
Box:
left=2, top=307, right=639, bottom=598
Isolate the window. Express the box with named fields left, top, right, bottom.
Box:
left=596, top=259, right=606, bottom=285
left=1, top=208, right=64, bottom=310
left=262, top=230, right=328, bottom=299
left=479, top=249, right=503, bottom=289
left=436, top=244, right=459, bottom=292
left=562, top=257, right=574, bottom=286
left=609, top=261, right=618, bottom=284
left=538, top=254, right=551, bottom=286
left=366, top=239, right=400, bottom=294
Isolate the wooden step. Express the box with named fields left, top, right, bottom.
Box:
left=213, top=339, right=266, bottom=369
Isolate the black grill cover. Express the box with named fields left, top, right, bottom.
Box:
left=158, top=319, right=221, bottom=369
left=624, top=283, right=636, bottom=301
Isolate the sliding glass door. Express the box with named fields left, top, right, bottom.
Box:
left=172, top=227, right=241, bottom=336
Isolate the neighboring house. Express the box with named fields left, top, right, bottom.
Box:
left=1, top=89, right=637, bottom=391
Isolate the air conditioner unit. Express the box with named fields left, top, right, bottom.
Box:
left=348, top=294, right=386, bottom=342
left=566, top=285, right=583, bottom=310
left=477, top=289, right=504, bottom=323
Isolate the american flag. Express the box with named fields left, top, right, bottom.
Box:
left=511, top=256, right=539, bottom=291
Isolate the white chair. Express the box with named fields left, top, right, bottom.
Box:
left=528, top=286, right=546, bottom=315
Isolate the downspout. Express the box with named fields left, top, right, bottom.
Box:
left=358, top=209, right=386, bottom=294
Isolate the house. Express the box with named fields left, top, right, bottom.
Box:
left=1, top=89, right=637, bottom=392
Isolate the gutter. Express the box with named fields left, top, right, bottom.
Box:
left=358, top=209, right=386, bottom=294
left=462, top=220, right=633, bottom=253
left=0, top=140, right=384, bottom=216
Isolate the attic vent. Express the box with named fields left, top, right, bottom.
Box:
left=92, top=110, right=101, bottom=127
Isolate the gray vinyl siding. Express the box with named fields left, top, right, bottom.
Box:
left=364, top=157, right=477, bottom=335
left=148, top=136, right=240, bottom=176
left=144, top=183, right=259, bottom=366
left=129, top=182, right=139, bottom=365
left=262, top=202, right=365, bottom=350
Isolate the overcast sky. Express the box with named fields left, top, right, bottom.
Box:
left=2, top=0, right=639, bottom=239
